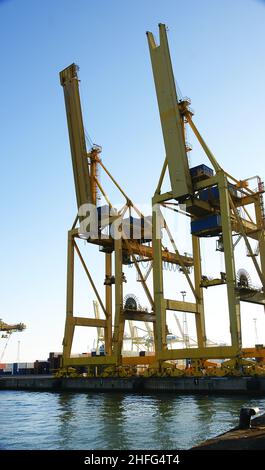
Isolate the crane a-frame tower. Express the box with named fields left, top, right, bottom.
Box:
left=59, top=25, right=265, bottom=376
left=147, top=24, right=265, bottom=370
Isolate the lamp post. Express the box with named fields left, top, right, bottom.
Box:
left=17, top=340, right=20, bottom=373
left=180, top=291, right=189, bottom=348
left=253, top=318, right=258, bottom=345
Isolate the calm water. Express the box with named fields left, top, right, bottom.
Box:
left=0, top=391, right=264, bottom=450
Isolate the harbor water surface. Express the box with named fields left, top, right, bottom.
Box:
left=0, top=391, right=264, bottom=450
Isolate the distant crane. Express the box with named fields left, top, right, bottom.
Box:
left=173, top=313, right=219, bottom=348
left=173, top=313, right=196, bottom=347
left=127, top=321, right=149, bottom=351
left=93, top=301, right=104, bottom=351
left=0, top=319, right=26, bottom=362
left=93, top=298, right=153, bottom=353
left=0, top=320, right=26, bottom=334
left=144, top=321, right=154, bottom=351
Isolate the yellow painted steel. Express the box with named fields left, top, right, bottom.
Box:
left=255, top=198, right=265, bottom=281
left=155, top=157, right=167, bottom=195
left=60, top=64, right=92, bottom=211
left=62, top=231, right=75, bottom=364
left=192, top=235, right=206, bottom=348
left=64, top=356, right=117, bottom=367
left=105, top=253, right=112, bottom=355
left=152, top=201, right=167, bottom=353
left=69, top=229, right=193, bottom=266
left=165, top=299, right=197, bottom=313
left=158, top=346, right=238, bottom=361
left=71, top=317, right=106, bottom=328
left=122, top=355, right=155, bottom=366
left=229, top=194, right=265, bottom=290
left=112, top=237, right=124, bottom=363
left=147, top=24, right=192, bottom=199
left=218, top=172, right=242, bottom=350
left=89, top=148, right=100, bottom=206
left=186, top=115, right=221, bottom=173
left=61, top=231, right=116, bottom=369
left=59, top=24, right=265, bottom=377
left=146, top=24, right=265, bottom=371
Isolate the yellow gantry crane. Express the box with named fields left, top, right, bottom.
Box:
left=59, top=24, right=265, bottom=377
left=147, top=24, right=265, bottom=372
left=60, top=64, right=162, bottom=370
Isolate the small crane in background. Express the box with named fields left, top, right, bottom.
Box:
left=0, top=319, right=26, bottom=362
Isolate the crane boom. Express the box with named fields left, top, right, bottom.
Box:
left=60, top=63, right=92, bottom=213
left=0, top=320, right=26, bottom=332
left=147, top=24, right=192, bottom=199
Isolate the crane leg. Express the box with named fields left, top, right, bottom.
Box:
left=62, top=231, right=75, bottom=365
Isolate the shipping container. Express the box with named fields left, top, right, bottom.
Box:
left=26, top=362, right=35, bottom=369
left=191, top=214, right=222, bottom=237
left=198, top=186, right=219, bottom=202
left=0, top=370, right=12, bottom=375
left=34, top=360, right=50, bottom=374
left=190, top=164, right=214, bottom=182
left=198, top=184, right=238, bottom=203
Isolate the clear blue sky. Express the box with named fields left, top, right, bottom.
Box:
left=1, top=0, right=265, bottom=362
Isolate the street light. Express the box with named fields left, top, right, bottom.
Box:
left=180, top=291, right=186, bottom=303
left=17, top=340, right=20, bottom=372
left=253, top=318, right=258, bottom=345
left=180, top=291, right=189, bottom=348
